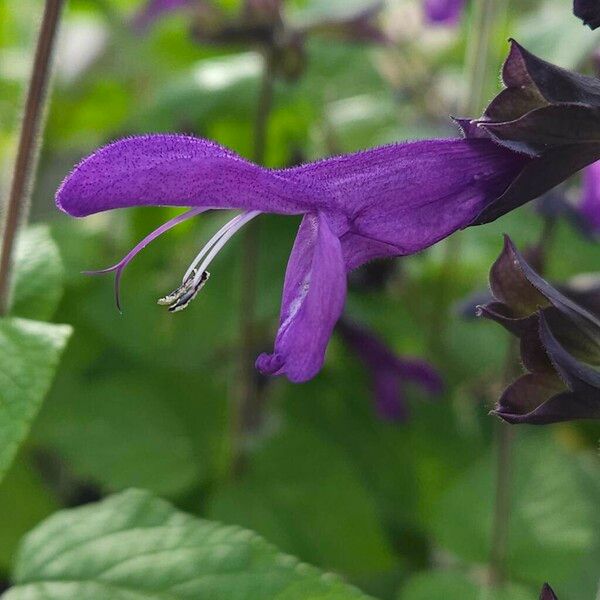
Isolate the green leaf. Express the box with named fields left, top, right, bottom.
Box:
left=398, top=571, right=535, bottom=600
left=280, top=361, right=488, bottom=535
left=11, top=225, right=64, bottom=321
left=0, top=455, right=58, bottom=574
left=4, top=488, right=373, bottom=600
left=32, top=373, right=224, bottom=498
left=0, top=318, right=71, bottom=482
left=209, top=425, right=396, bottom=577
left=34, top=378, right=199, bottom=496
left=430, top=431, right=600, bottom=591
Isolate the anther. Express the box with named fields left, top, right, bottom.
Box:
left=158, top=269, right=210, bottom=312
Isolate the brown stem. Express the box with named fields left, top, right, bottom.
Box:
left=231, top=47, right=275, bottom=476
left=0, top=0, right=64, bottom=316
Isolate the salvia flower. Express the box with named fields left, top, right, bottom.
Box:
left=574, top=0, right=600, bottom=30
left=337, top=318, right=443, bottom=421
left=459, top=40, right=600, bottom=224
left=478, top=235, right=600, bottom=424
left=423, top=0, right=466, bottom=26
left=57, top=134, right=530, bottom=382
left=540, top=583, right=558, bottom=600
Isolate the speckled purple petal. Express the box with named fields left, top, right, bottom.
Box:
left=256, top=213, right=346, bottom=382
left=580, top=160, right=600, bottom=232
left=423, top=0, right=465, bottom=25
left=285, top=138, right=529, bottom=257
left=58, top=135, right=529, bottom=261
left=57, top=135, right=315, bottom=218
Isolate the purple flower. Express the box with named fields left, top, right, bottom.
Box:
left=580, top=160, right=600, bottom=232
left=574, top=0, right=600, bottom=29
left=56, top=134, right=528, bottom=382
left=338, top=318, right=443, bottom=421
left=540, top=584, right=558, bottom=600
left=423, top=0, right=466, bottom=26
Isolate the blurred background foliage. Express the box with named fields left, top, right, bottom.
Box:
left=0, top=0, right=599, bottom=598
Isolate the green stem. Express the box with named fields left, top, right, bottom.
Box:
left=489, top=333, right=519, bottom=585
left=0, top=0, right=64, bottom=315
left=488, top=213, right=554, bottom=585
left=428, top=0, right=505, bottom=352
left=231, top=47, right=275, bottom=476
left=489, top=417, right=515, bottom=586
left=461, top=0, right=501, bottom=117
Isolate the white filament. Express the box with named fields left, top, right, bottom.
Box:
left=182, top=212, right=244, bottom=282
left=182, top=210, right=261, bottom=285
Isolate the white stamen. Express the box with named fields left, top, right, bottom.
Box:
left=182, top=212, right=247, bottom=283
left=192, top=210, right=261, bottom=287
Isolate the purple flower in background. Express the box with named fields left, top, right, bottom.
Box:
left=540, top=584, right=559, bottom=600
left=131, top=0, right=198, bottom=31
left=574, top=0, right=600, bottom=29
left=535, top=161, right=600, bottom=239
left=580, top=160, right=600, bottom=232
left=423, top=0, right=466, bottom=26
left=57, top=134, right=529, bottom=382
left=305, top=2, right=389, bottom=45
left=133, top=0, right=388, bottom=50
left=338, top=318, right=443, bottom=421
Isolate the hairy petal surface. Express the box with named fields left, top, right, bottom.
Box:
left=256, top=213, right=346, bottom=382
left=56, top=135, right=316, bottom=218
left=286, top=138, right=528, bottom=256
left=486, top=40, right=600, bottom=121
left=464, top=41, right=600, bottom=223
